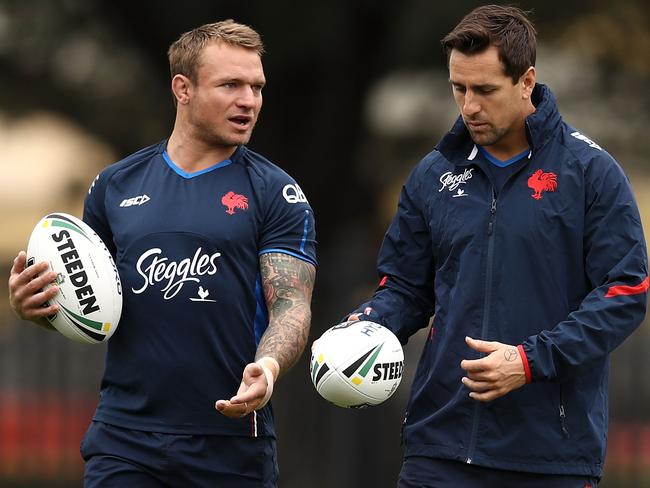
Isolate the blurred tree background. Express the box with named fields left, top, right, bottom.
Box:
left=0, top=0, right=649, bottom=487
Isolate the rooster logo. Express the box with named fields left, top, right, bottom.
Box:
left=197, top=286, right=209, bottom=300
left=189, top=285, right=217, bottom=302
left=527, top=169, right=558, bottom=200
left=221, top=191, right=249, bottom=214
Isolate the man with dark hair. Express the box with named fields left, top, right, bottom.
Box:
left=343, top=5, right=647, bottom=487
left=9, top=20, right=316, bottom=487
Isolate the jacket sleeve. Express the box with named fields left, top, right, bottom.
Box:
left=352, top=163, right=436, bottom=344
left=520, top=154, right=648, bottom=383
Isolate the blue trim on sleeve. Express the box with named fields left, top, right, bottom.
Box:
left=259, top=248, right=317, bottom=266
left=478, top=146, right=531, bottom=167
left=300, top=210, right=310, bottom=253
left=163, top=150, right=232, bottom=179
left=254, top=274, right=269, bottom=346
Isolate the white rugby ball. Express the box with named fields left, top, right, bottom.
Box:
left=26, top=213, right=122, bottom=344
left=310, top=321, right=404, bottom=408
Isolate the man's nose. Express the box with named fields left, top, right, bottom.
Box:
left=463, top=92, right=481, bottom=117
left=236, top=86, right=257, bottom=107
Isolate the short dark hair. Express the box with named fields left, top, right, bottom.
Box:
left=441, top=5, right=536, bottom=84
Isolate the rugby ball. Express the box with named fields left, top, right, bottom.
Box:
left=26, top=213, right=122, bottom=344
left=310, top=321, right=404, bottom=408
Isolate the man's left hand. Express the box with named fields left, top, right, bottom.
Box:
left=460, top=336, right=526, bottom=402
left=215, top=359, right=277, bottom=418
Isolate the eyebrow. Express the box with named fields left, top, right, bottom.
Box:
left=218, top=76, right=266, bottom=86
left=449, top=80, right=498, bottom=90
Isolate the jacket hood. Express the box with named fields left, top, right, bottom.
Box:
left=437, top=83, right=562, bottom=164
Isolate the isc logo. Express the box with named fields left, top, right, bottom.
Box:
left=120, top=195, right=151, bottom=207
left=570, top=131, right=602, bottom=151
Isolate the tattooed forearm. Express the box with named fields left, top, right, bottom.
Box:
left=256, top=253, right=316, bottom=376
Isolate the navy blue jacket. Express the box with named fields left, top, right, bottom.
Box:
left=356, top=84, right=648, bottom=477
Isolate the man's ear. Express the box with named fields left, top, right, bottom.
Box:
left=521, top=66, right=536, bottom=100
left=171, top=74, right=192, bottom=105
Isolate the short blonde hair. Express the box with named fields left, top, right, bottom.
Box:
left=168, top=19, right=265, bottom=83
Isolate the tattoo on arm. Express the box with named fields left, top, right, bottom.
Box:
left=256, top=253, right=316, bottom=376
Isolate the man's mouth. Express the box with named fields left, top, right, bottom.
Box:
left=229, top=115, right=252, bottom=128
left=466, top=120, right=489, bottom=131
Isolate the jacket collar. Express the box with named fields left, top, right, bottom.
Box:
left=436, top=83, right=562, bottom=166
left=525, top=84, right=562, bottom=152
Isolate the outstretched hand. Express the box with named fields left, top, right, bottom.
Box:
left=215, top=357, right=279, bottom=418
left=460, top=336, right=526, bottom=402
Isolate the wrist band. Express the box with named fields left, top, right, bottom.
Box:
left=255, top=357, right=280, bottom=409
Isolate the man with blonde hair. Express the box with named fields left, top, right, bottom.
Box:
left=9, top=19, right=316, bottom=487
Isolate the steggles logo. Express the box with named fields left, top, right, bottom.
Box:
left=132, top=247, right=221, bottom=300
left=439, top=168, right=474, bottom=193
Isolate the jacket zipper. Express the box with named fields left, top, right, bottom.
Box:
left=466, top=189, right=498, bottom=464
left=559, top=385, right=570, bottom=438
left=400, top=410, right=408, bottom=445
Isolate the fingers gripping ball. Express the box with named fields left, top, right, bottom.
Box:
left=26, top=213, right=122, bottom=344
left=310, top=321, right=404, bottom=408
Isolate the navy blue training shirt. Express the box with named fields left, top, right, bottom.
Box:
left=477, top=146, right=531, bottom=195
left=83, top=141, right=317, bottom=438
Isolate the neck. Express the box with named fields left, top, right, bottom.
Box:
left=482, top=136, right=529, bottom=161
left=167, top=126, right=237, bottom=173
left=483, top=100, right=536, bottom=160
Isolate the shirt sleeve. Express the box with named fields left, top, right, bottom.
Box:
left=521, top=153, right=648, bottom=382
left=258, top=176, right=317, bottom=267
left=82, top=171, right=116, bottom=259
left=352, top=163, right=435, bottom=343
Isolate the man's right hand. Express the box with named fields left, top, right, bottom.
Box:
left=311, top=314, right=362, bottom=353
left=8, top=251, right=59, bottom=324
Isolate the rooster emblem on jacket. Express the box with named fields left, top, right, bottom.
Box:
left=527, top=170, right=558, bottom=200
left=221, top=191, right=249, bottom=214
